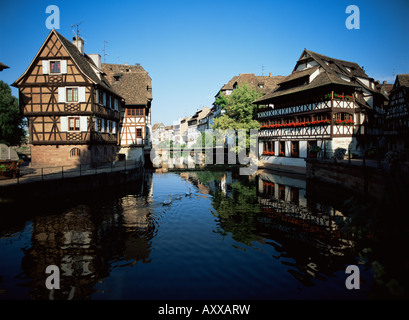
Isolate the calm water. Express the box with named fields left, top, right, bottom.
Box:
left=0, top=169, right=375, bottom=300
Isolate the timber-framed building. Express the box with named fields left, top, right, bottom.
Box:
left=102, top=63, right=152, bottom=163
left=384, top=74, right=409, bottom=155
left=253, top=49, right=388, bottom=166
left=13, top=29, right=123, bottom=167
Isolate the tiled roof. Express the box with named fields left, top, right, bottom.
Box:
left=53, top=31, right=120, bottom=97
left=253, top=49, right=372, bottom=104
left=152, top=123, right=164, bottom=130
left=278, top=66, right=319, bottom=85
left=396, top=74, right=409, bottom=88
left=219, top=73, right=285, bottom=95
left=102, top=63, right=153, bottom=106
left=299, top=50, right=368, bottom=78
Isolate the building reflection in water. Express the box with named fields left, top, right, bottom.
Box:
left=20, top=172, right=154, bottom=300
left=179, top=169, right=356, bottom=288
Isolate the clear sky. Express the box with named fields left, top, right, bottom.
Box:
left=1, top=0, right=409, bottom=125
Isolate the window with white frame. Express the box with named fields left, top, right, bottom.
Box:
left=66, top=88, right=78, bottom=102
left=58, top=87, right=85, bottom=103
left=42, top=60, right=67, bottom=74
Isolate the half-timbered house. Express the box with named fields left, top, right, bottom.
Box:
left=12, top=29, right=123, bottom=167
left=253, top=49, right=388, bottom=167
left=384, top=74, right=409, bottom=155
left=102, top=63, right=152, bottom=163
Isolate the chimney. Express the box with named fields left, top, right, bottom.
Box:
left=72, top=36, right=84, bottom=55
left=89, top=54, right=101, bottom=69
left=383, top=80, right=387, bottom=84
left=269, top=72, right=272, bottom=77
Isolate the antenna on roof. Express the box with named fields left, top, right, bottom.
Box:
left=261, top=64, right=265, bottom=76
left=103, top=40, right=109, bottom=63
left=71, top=20, right=85, bottom=39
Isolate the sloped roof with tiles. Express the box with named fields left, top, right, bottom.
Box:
left=253, top=49, right=376, bottom=104
left=102, top=63, right=152, bottom=106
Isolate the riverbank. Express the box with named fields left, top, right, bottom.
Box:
left=0, top=165, right=144, bottom=203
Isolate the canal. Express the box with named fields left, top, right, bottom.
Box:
left=0, top=168, right=407, bottom=300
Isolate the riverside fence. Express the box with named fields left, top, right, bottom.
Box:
left=0, top=160, right=143, bottom=186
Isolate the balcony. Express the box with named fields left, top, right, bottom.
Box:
left=257, top=98, right=354, bottom=119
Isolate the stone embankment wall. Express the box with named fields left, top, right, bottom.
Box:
left=305, top=159, right=388, bottom=196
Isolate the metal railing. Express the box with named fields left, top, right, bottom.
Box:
left=0, top=160, right=143, bottom=186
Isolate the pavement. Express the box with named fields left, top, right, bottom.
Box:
left=0, top=161, right=142, bottom=187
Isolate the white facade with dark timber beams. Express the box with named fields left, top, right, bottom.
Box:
left=253, top=49, right=388, bottom=167
left=384, top=74, right=409, bottom=155
left=102, top=63, right=153, bottom=163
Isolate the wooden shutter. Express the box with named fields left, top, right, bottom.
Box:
left=58, top=87, right=66, bottom=103
left=60, top=116, right=68, bottom=132
left=61, top=60, right=67, bottom=74
left=80, top=116, right=88, bottom=132
left=78, top=87, right=86, bottom=102
left=42, top=60, right=49, bottom=74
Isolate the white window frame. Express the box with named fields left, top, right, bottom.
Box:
left=42, top=60, right=67, bottom=75
left=58, top=87, right=86, bottom=103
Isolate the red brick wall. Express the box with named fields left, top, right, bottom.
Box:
left=30, top=144, right=117, bottom=168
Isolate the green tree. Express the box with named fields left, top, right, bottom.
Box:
left=0, top=81, right=26, bottom=146
left=212, top=83, right=263, bottom=132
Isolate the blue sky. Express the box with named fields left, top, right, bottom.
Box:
left=1, top=0, right=409, bottom=125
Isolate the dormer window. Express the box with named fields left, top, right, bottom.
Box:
left=114, top=75, right=121, bottom=82
left=258, top=83, right=264, bottom=89
left=50, top=61, right=61, bottom=73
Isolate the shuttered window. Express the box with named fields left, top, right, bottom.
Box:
left=68, top=117, right=80, bottom=131
left=58, top=87, right=85, bottom=103
left=43, top=60, right=66, bottom=75
left=50, top=61, right=61, bottom=73
left=66, top=88, right=78, bottom=102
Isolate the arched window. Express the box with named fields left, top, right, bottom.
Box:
left=70, top=148, right=80, bottom=157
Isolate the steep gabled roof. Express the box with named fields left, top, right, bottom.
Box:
left=298, top=49, right=368, bottom=79
left=12, top=29, right=121, bottom=98
left=254, top=71, right=358, bottom=103
left=102, top=63, right=153, bottom=106
left=278, top=65, right=319, bottom=85
left=253, top=49, right=373, bottom=104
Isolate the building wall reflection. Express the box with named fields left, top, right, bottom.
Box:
left=20, top=172, right=154, bottom=299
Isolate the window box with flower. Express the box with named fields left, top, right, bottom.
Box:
left=262, top=151, right=275, bottom=156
